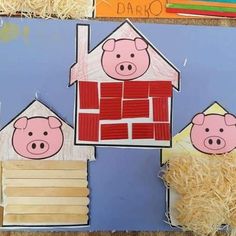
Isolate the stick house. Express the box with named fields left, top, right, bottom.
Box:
left=70, top=20, right=180, bottom=147
left=0, top=100, right=94, bottom=227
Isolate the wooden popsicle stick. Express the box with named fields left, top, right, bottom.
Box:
left=169, top=0, right=236, bottom=7
left=166, top=3, right=236, bottom=12
left=5, top=205, right=89, bottom=214
left=166, top=7, right=236, bottom=16
left=6, top=197, right=90, bottom=205
left=4, top=170, right=87, bottom=179
left=5, top=187, right=89, bottom=197
left=3, top=161, right=87, bottom=170
left=0, top=162, right=2, bottom=204
left=0, top=206, right=3, bottom=227
left=3, top=179, right=88, bottom=187
left=4, top=214, right=88, bottom=225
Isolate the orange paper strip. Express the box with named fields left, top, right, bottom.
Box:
left=96, top=0, right=191, bottom=18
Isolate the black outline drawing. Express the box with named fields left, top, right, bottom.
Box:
left=101, top=37, right=151, bottom=81
left=12, top=115, right=64, bottom=160
left=190, top=113, right=236, bottom=155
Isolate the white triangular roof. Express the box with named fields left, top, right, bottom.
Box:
left=0, top=100, right=94, bottom=161
left=90, top=20, right=180, bottom=89
left=72, top=20, right=180, bottom=89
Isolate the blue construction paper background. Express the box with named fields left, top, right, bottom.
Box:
left=0, top=17, right=236, bottom=231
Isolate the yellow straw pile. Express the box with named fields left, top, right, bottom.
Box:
left=163, top=153, right=236, bottom=235
left=0, top=0, right=94, bottom=19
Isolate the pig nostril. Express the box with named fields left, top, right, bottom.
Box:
left=120, top=65, right=124, bottom=71
left=128, top=65, right=132, bottom=70
left=208, top=139, right=213, bottom=145
left=217, top=139, right=221, bottom=145
left=32, top=143, right=36, bottom=149
left=40, top=143, right=45, bottom=149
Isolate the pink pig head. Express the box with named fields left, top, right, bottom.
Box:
left=12, top=116, right=64, bottom=159
left=101, top=37, right=150, bottom=81
left=190, top=113, right=236, bottom=155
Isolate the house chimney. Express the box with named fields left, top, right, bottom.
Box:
left=70, top=24, right=89, bottom=85
left=76, top=24, right=89, bottom=62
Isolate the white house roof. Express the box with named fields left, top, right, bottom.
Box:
left=71, top=20, right=180, bottom=89
left=0, top=100, right=94, bottom=161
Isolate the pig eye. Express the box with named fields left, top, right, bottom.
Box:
left=116, top=54, right=120, bottom=58
left=205, top=128, right=209, bottom=132
left=219, top=128, right=224, bottom=132
left=130, top=53, right=135, bottom=58
left=43, top=131, right=48, bottom=136
left=28, top=132, right=33, bottom=136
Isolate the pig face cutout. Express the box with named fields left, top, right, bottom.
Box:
left=12, top=116, right=64, bottom=159
left=101, top=38, right=150, bottom=81
left=190, top=113, right=236, bottom=155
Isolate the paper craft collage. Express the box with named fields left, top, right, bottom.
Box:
left=0, top=7, right=236, bottom=235
left=96, top=0, right=236, bottom=18
left=2, top=0, right=236, bottom=19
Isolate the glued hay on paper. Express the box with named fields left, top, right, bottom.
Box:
left=162, top=153, right=236, bottom=236
left=0, top=0, right=94, bottom=19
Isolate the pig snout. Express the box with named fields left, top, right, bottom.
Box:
left=115, top=61, right=137, bottom=76
left=27, top=140, right=49, bottom=155
left=204, top=136, right=226, bottom=150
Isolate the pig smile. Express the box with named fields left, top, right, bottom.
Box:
left=115, top=61, right=137, bottom=76
left=27, top=140, right=50, bottom=155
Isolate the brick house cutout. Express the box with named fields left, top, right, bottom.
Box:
left=70, top=20, right=180, bottom=147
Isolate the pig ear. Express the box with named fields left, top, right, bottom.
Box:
left=48, top=116, right=62, bottom=129
left=134, top=38, right=148, bottom=51
left=14, top=116, right=28, bottom=129
left=192, top=113, right=205, bottom=125
left=102, top=39, right=116, bottom=52
left=224, top=113, right=236, bottom=126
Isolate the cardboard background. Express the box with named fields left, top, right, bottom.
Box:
left=0, top=17, right=236, bottom=231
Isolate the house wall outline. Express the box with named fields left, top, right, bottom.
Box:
left=70, top=20, right=181, bottom=148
